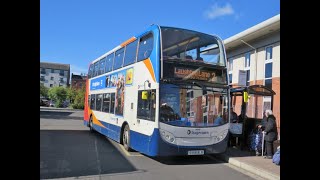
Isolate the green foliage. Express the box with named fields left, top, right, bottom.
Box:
left=40, top=83, right=48, bottom=97
left=66, top=87, right=77, bottom=103
left=46, top=85, right=85, bottom=109
left=48, top=86, right=67, bottom=107
left=72, top=86, right=85, bottom=109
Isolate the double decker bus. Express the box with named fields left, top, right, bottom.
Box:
left=84, top=25, right=231, bottom=156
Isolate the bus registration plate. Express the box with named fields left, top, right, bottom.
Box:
left=187, top=150, right=204, bottom=155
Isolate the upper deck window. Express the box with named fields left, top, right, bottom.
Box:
left=105, top=53, right=114, bottom=73
left=94, top=62, right=99, bottom=77
left=161, top=27, right=225, bottom=66
left=123, top=40, right=138, bottom=66
left=99, top=58, right=106, bottom=75
left=88, top=64, right=93, bottom=78
left=137, top=33, right=154, bottom=62
left=113, top=48, right=125, bottom=70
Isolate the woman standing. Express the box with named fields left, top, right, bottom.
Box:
left=263, top=109, right=278, bottom=159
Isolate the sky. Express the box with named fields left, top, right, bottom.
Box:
left=40, top=0, right=280, bottom=75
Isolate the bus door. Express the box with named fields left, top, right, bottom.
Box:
left=135, top=90, right=156, bottom=148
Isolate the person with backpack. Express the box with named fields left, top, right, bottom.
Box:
left=262, top=109, right=278, bottom=159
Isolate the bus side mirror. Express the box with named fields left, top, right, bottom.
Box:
left=243, top=92, right=250, bottom=103
left=142, top=91, right=148, bottom=100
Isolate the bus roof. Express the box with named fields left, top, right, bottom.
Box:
left=89, top=25, right=222, bottom=65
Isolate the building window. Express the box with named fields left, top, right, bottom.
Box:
left=229, top=73, right=232, bottom=84
left=137, top=33, right=154, bottom=62
left=265, top=46, right=273, bottom=61
left=50, top=77, right=54, bottom=80
left=59, top=70, right=64, bottom=76
left=59, top=78, right=64, bottom=83
left=40, top=76, right=45, bottom=81
left=264, top=46, right=273, bottom=90
left=265, top=63, right=273, bottom=78
left=245, top=53, right=250, bottom=68
left=50, top=84, right=53, bottom=87
left=264, top=62, right=273, bottom=90
left=265, top=79, right=272, bottom=90
left=40, top=68, right=46, bottom=74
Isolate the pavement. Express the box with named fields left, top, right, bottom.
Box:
left=215, top=146, right=280, bottom=180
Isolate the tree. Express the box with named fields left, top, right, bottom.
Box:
left=48, top=86, right=67, bottom=107
left=40, top=83, right=48, bottom=97
left=66, top=87, right=77, bottom=103
left=72, top=86, right=85, bottom=109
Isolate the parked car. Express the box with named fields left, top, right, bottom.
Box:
left=40, top=98, right=49, bottom=106
left=49, top=100, right=55, bottom=107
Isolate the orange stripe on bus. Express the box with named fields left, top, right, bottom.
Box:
left=120, top=37, right=137, bottom=47
left=84, top=79, right=89, bottom=121
left=143, top=58, right=156, bottom=82
left=92, top=112, right=106, bottom=128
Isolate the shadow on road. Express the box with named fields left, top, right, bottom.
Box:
left=148, top=154, right=223, bottom=165
left=40, top=130, right=137, bottom=179
left=40, top=110, right=83, bottom=120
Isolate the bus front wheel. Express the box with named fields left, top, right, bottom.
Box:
left=123, top=124, right=131, bottom=151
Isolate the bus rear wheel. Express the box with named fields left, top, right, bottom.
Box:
left=123, top=124, right=131, bottom=151
left=89, top=116, right=94, bottom=132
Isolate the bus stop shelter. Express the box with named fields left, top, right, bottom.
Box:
left=229, top=85, right=276, bottom=150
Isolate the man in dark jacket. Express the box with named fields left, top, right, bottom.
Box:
left=263, top=109, right=278, bottom=159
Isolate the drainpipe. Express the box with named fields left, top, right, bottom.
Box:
left=240, top=40, right=257, bottom=118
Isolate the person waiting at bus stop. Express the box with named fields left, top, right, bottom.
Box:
left=262, top=109, right=278, bottom=159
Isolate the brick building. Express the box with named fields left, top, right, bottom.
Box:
left=224, top=14, right=280, bottom=138
left=71, top=73, right=87, bottom=90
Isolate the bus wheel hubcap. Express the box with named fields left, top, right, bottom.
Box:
left=124, top=130, right=128, bottom=145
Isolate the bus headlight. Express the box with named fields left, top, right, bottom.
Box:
left=160, top=130, right=176, bottom=144
left=211, top=129, right=228, bottom=144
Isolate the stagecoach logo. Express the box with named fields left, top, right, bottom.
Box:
left=187, top=129, right=209, bottom=135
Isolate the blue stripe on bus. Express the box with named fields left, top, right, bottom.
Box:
left=83, top=119, right=228, bottom=156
